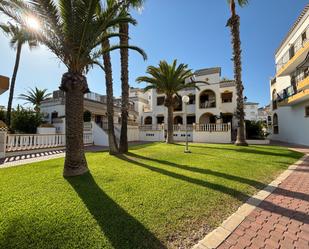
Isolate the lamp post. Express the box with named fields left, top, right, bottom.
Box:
left=182, top=95, right=191, bottom=153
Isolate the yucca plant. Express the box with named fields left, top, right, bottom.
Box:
left=0, top=22, right=37, bottom=128
left=18, top=87, right=51, bottom=113
left=137, top=60, right=201, bottom=144
left=226, top=0, right=248, bottom=146
left=0, top=0, right=137, bottom=176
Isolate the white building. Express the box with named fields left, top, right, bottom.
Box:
left=244, top=102, right=259, bottom=121
left=40, top=90, right=140, bottom=133
left=38, top=67, right=238, bottom=145
left=270, top=3, right=309, bottom=146
left=139, top=67, right=238, bottom=130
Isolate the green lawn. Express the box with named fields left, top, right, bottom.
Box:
left=0, top=143, right=303, bottom=249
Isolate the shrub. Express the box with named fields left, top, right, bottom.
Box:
left=11, top=106, right=43, bottom=134
left=83, top=110, right=92, bottom=122
left=245, top=120, right=267, bottom=140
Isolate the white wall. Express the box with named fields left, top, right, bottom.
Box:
left=37, top=127, right=56, bottom=134
left=173, top=131, right=193, bottom=142
left=244, top=104, right=259, bottom=121
left=92, top=121, right=109, bottom=146
left=127, top=126, right=140, bottom=141
left=271, top=101, right=309, bottom=146
left=40, top=101, right=65, bottom=123
left=139, top=130, right=165, bottom=142
left=193, top=130, right=232, bottom=144
left=276, top=10, right=309, bottom=62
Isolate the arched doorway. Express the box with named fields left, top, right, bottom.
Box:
left=273, top=113, right=279, bottom=134
left=173, top=116, right=183, bottom=124
left=200, top=90, right=216, bottom=108
left=144, top=116, right=152, bottom=125
left=272, top=89, right=278, bottom=110
left=199, top=113, right=216, bottom=124
left=221, top=113, right=233, bottom=124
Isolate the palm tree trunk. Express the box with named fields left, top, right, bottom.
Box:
left=6, top=41, right=22, bottom=128
left=228, top=3, right=248, bottom=146
left=167, top=104, right=174, bottom=144
left=60, top=72, right=89, bottom=177
left=119, top=22, right=129, bottom=153
left=102, top=38, right=119, bottom=155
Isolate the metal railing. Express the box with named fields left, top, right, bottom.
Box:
left=276, top=26, right=309, bottom=72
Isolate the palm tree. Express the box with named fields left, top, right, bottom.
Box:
left=226, top=0, right=248, bottom=146
left=1, top=0, right=134, bottom=176
left=119, top=0, right=145, bottom=153
left=97, top=1, right=146, bottom=155
left=137, top=60, right=200, bottom=144
left=18, top=87, right=51, bottom=113
left=0, top=22, right=37, bottom=128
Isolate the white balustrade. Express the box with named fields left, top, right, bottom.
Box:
left=195, top=123, right=231, bottom=132
left=6, top=132, right=94, bottom=152
left=6, top=134, right=66, bottom=152
left=83, top=133, right=94, bottom=145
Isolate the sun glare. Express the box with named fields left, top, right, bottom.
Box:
left=26, top=16, right=40, bottom=31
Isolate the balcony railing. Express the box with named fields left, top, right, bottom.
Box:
left=276, top=25, right=309, bottom=72
left=200, top=101, right=216, bottom=109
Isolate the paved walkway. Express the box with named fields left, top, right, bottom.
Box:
left=215, top=150, right=309, bottom=249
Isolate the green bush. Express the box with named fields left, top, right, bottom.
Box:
left=83, top=110, right=92, bottom=122
left=11, top=106, right=43, bottom=134
left=245, top=120, right=267, bottom=140
left=0, top=109, right=6, bottom=123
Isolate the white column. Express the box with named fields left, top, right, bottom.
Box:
left=0, top=131, right=7, bottom=159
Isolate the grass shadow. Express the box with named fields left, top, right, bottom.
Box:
left=173, top=143, right=303, bottom=159
left=127, top=152, right=266, bottom=190
left=127, top=152, right=309, bottom=202
left=67, top=173, right=166, bottom=249
left=117, top=154, right=309, bottom=224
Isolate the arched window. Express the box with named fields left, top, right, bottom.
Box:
left=272, top=89, right=278, bottom=110
left=173, top=116, right=183, bottom=125
left=273, top=113, right=279, bottom=134
left=144, top=116, right=152, bottom=125
left=199, top=113, right=216, bottom=124
left=200, top=90, right=216, bottom=108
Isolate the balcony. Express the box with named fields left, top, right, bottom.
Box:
left=0, top=75, right=9, bottom=95
left=297, top=75, right=309, bottom=90
left=277, top=85, right=309, bottom=106
left=276, top=28, right=309, bottom=77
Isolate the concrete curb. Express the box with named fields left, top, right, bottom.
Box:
left=192, top=154, right=308, bottom=249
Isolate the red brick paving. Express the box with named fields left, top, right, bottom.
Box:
left=217, top=155, right=309, bottom=249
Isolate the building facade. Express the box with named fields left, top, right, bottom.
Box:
left=139, top=67, right=238, bottom=131
left=0, top=75, right=9, bottom=95
left=40, top=90, right=139, bottom=133
left=244, top=102, right=259, bottom=121
left=270, top=3, right=309, bottom=146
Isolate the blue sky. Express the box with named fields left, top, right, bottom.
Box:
left=0, top=0, right=307, bottom=108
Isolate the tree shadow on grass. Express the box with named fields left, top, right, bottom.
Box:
left=172, top=143, right=303, bottom=159
left=66, top=173, right=166, bottom=249
left=117, top=154, right=309, bottom=224
left=126, top=152, right=309, bottom=203
left=127, top=152, right=266, bottom=190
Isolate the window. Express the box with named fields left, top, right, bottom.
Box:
left=157, top=96, right=165, bottom=106
left=221, top=92, right=233, bottom=103
left=188, top=95, right=195, bottom=105
left=305, top=106, right=309, bottom=117
left=157, top=116, right=164, bottom=124
left=186, top=115, right=196, bottom=124
left=302, top=31, right=307, bottom=44
left=289, top=44, right=295, bottom=59
left=273, top=113, right=279, bottom=134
